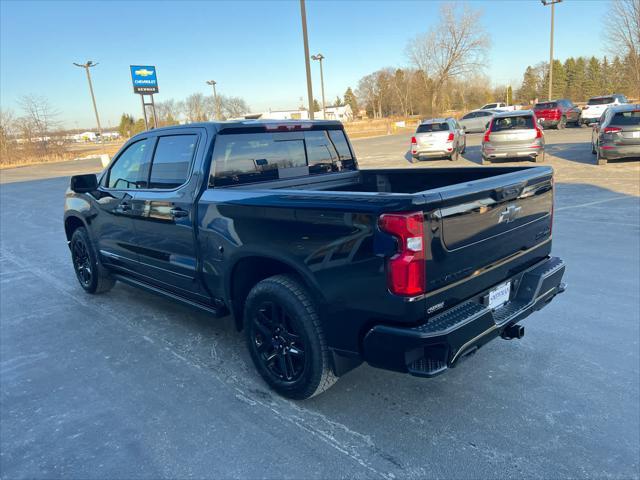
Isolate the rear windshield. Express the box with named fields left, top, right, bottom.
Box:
left=491, top=116, right=535, bottom=131
left=588, top=97, right=614, bottom=105
left=416, top=123, right=449, bottom=133
left=612, top=110, right=640, bottom=126
left=534, top=102, right=557, bottom=109
left=211, top=129, right=355, bottom=186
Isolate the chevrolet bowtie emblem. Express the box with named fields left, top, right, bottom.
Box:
left=499, top=204, right=522, bottom=224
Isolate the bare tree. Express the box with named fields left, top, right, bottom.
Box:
left=219, top=95, right=250, bottom=119
left=17, top=95, right=62, bottom=154
left=0, top=109, right=17, bottom=163
left=408, top=3, right=490, bottom=113
left=605, top=0, right=640, bottom=98
left=155, top=99, right=180, bottom=125
left=182, top=93, right=208, bottom=123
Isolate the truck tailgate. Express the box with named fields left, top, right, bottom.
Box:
left=428, top=167, right=553, bottom=294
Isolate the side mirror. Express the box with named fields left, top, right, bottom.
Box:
left=70, top=174, right=98, bottom=193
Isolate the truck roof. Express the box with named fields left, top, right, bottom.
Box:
left=144, top=119, right=344, bottom=135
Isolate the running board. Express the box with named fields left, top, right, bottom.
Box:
left=112, top=274, right=228, bottom=318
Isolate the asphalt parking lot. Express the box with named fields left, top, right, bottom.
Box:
left=1, top=127, right=639, bottom=479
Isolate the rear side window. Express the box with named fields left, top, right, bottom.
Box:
left=588, top=97, right=614, bottom=105
left=416, top=123, right=449, bottom=133
left=491, top=116, right=535, bottom=131
left=534, top=102, right=557, bottom=109
left=612, top=111, right=640, bottom=126
left=149, top=135, right=197, bottom=189
left=107, top=139, right=151, bottom=189
left=211, top=130, right=356, bottom=187
left=484, top=103, right=498, bottom=109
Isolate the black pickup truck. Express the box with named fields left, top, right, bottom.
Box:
left=64, top=120, right=565, bottom=399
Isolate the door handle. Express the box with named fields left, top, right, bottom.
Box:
left=170, top=208, right=189, bottom=218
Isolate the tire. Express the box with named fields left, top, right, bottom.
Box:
left=70, top=227, right=115, bottom=294
left=557, top=117, right=566, bottom=130
left=244, top=274, right=337, bottom=400
left=596, top=148, right=607, bottom=165
left=450, top=148, right=459, bottom=161
left=481, top=156, right=490, bottom=165
left=591, top=141, right=597, bottom=155
left=460, top=141, right=466, bottom=155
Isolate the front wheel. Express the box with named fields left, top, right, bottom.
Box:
left=244, top=274, right=337, bottom=400
left=70, top=227, right=115, bottom=294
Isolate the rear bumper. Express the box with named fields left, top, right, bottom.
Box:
left=413, top=148, right=454, bottom=158
left=362, top=256, right=566, bottom=377
left=482, top=144, right=542, bottom=159
left=599, top=144, right=640, bottom=160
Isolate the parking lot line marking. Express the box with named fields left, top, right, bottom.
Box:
left=555, top=195, right=639, bottom=211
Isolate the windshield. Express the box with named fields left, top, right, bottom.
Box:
left=417, top=123, right=449, bottom=133
left=612, top=111, right=640, bottom=126
left=534, top=102, right=557, bottom=109
left=491, top=116, right=535, bottom=131
left=588, top=97, right=614, bottom=105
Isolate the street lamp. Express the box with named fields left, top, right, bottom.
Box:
left=299, top=0, right=314, bottom=120
left=541, top=0, right=562, bottom=100
left=311, top=53, right=326, bottom=120
left=73, top=60, right=102, bottom=138
left=206, top=80, right=221, bottom=120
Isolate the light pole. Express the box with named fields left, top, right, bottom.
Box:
left=206, top=80, right=221, bottom=120
left=311, top=53, right=326, bottom=120
left=299, top=0, right=314, bottom=120
left=541, top=0, right=562, bottom=100
left=73, top=60, right=102, bottom=138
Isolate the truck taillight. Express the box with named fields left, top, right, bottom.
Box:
left=536, top=126, right=543, bottom=139
left=378, top=212, right=425, bottom=296
left=446, top=132, right=455, bottom=142
left=411, top=136, right=417, bottom=144
left=483, top=125, right=492, bottom=143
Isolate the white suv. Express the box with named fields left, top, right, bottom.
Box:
left=581, top=94, right=628, bottom=125
left=411, top=118, right=466, bottom=161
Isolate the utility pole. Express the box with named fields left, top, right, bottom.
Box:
left=73, top=60, right=102, bottom=138
left=541, top=0, right=562, bottom=100
left=206, top=80, right=221, bottom=120
left=311, top=53, right=326, bottom=120
left=299, top=0, right=314, bottom=120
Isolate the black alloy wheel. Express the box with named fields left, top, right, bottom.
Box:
left=72, top=236, right=92, bottom=287
left=251, top=300, right=306, bottom=383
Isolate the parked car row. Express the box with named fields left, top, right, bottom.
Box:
left=411, top=102, right=639, bottom=166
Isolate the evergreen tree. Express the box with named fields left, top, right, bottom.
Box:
left=601, top=56, right=611, bottom=94
left=584, top=57, right=602, bottom=98
left=313, top=99, right=321, bottom=112
left=564, top=57, right=578, bottom=100
left=333, top=96, right=342, bottom=107
left=573, top=57, right=587, bottom=101
left=517, top=66, right=539, bottom=104
left=343, top=87, right=359, bottom=115
left=117, top=113, right=135, bottom=138
left=610, top=56, right=626, bottom=94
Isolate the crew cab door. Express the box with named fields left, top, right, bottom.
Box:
left=94, top=136, right=153, bottom=269
left=128, top=128, right=209, bottom=301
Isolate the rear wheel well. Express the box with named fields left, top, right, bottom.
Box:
left=230, top=257, right=308, bottom=331
left=65, top=216, right=85, bottom=241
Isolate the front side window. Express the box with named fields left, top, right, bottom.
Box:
left=149, top=135, right=197, bottom=189
left=462, top=113, right=475, bottom=120
left=107, top=139, right=151, bottom=189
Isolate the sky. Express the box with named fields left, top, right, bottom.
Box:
left=0, top=0, right=608, bottom=129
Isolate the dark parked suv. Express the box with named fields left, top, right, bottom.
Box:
left=533, top=99, right=581, bottom=129
left=591, top=104, right=640, bottom=165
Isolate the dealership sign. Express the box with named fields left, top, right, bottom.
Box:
left=130, top=65, right=158, bottom=94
